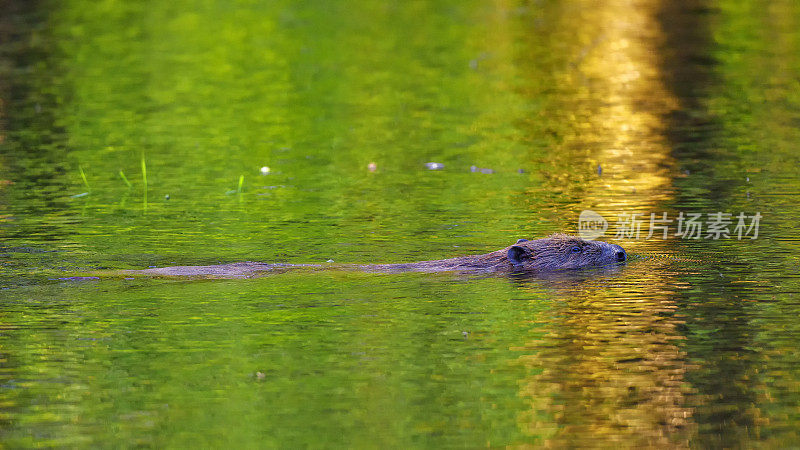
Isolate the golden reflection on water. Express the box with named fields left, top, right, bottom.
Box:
left=514, top=264, right=694, bottom=447
left=552, top=0, right=678, bottom=211
left=495, top=0, right=693, bottom=445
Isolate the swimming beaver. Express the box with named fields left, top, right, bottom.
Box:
left=120, top=234, right=626, bottom=278
left=366, top=233, right=626, bottom=273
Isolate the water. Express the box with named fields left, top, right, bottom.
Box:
left=1, top=0, right=800, bottom=447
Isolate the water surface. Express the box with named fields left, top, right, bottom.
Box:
left=1, top=0, right=800, bottom=447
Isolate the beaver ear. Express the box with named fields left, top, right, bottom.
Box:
left=508, top=246, right=529, bottom=265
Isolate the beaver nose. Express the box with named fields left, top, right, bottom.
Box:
left=612, top=244, right=627, bottom=262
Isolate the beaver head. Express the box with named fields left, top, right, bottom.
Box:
left=506, top=234, right=626, bottom=271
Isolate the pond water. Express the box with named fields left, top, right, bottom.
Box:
left=2, top=0, right=800, bottom=447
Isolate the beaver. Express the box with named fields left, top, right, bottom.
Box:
left=118, top=234, right=626, bottom=278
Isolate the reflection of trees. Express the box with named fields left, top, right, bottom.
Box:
left=513, top=264, right=694, bottom=446
left=0, top=0, right=73, bottom=246
left=496, top=0, right=699, bottom=445
left=658, top=0, right=800, bottom=446
left=506, top=0, right=680, bottom=237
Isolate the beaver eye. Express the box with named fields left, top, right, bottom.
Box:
left=570, top=246, right=582, bottom=253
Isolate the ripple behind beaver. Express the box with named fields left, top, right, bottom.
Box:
left=115, top=234, right=627, bottom=278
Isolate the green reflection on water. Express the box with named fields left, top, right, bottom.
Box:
left=2, top=0, right=800, bottom=447
left=2, top=273, right=544, bottom=447
left=663, top=0, right=800, bottom=447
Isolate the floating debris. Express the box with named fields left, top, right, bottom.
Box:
left=469, top=52, right=489, bottom=70
left=58, top=276, right=100, bottom=281
left=517, top=168, right=525, bottom=174
left=260, top=166, right=271, bottom=175
left=425, top=162, right=445, bottom=170
left=367, top=162, right=377, bottom=172
left=470, top=165, right=494, bottom=174
left=597, top=164, right=602, bottom=175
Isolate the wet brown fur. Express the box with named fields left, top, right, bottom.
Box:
left=365, top=233, right=624, bottom=273
left=118, top=234, right=625, bottom=278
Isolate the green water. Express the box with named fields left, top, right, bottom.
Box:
left=2, top=0, right=800, bottom=447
